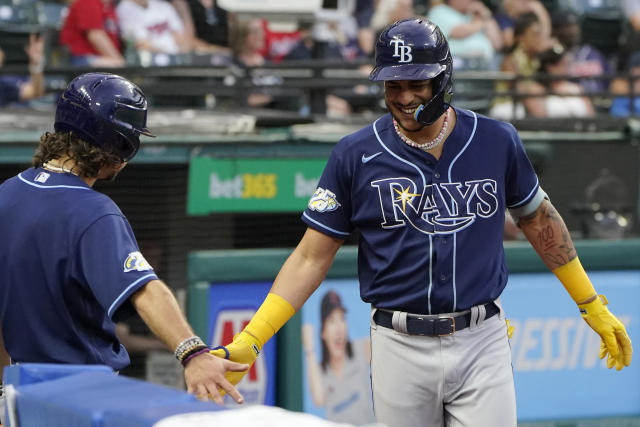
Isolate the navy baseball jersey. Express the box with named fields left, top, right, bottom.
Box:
left=302, top=108, right=545, bottom=314
left=0, top=168, right=158, bottom=369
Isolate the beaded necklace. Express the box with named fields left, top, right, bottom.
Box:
left=42, top=161, right=78, bottom=176
left=393, top=108, right=450, bottom=152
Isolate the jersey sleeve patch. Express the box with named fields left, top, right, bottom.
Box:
left=123, top=251, right=154, bottom=273
left=308, top=187, right=341, bottom=213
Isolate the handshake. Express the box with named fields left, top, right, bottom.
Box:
left=210, top=330, right=263, bottom=393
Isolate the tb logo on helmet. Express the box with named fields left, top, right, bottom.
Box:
left=390, top=39, right=413, bottom=63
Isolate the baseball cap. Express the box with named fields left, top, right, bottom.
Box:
left=320, top=290, right=346, bottom=325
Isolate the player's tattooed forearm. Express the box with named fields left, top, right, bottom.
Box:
left=537, top=225, right=556, bottom=251
left=533, top=202, right=577, bottom=268
left=521, top=202, right=576, bottom=267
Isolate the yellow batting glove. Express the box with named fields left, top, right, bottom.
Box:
left=210, top=330, right=262, bottom=392
left=210, top=293, right=296, bottom=395
left=505, top=318, right=514, bottom=339
left=579, top=295, right=632, bottom=370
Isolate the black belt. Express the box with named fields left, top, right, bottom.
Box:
left=373, top=302, right=499, bottom=336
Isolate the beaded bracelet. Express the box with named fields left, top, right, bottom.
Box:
left=182, top=347, right=211, bottom=367
left=174, top=336, right=206, bottom=362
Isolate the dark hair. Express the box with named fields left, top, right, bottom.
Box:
left=538, top=43, right=566, bottom=71
left=32, top=131, right=122, bottom=178
left=514, top=12, right=539, bottom=40
left=319, top=291, right=353, bottom=372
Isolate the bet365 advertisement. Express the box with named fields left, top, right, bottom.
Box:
left=302, top=274, right=640, bottom=422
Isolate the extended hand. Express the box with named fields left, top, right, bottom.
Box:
left=183, top=351, right=249, bottom=404
left=579, top=295, right=632, bottom=370
left=210, top=331, right=262, bottom=393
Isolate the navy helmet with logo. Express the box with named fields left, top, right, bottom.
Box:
left=55, top=73, right=155, bottom=162
left=369, top=18, right=453, bottom=125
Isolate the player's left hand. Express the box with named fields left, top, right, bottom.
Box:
left=210, top=330, right=262, bottom=394
left=579, top=295, right=632, bottom=370
left=183, top=351, right=249, bottom=404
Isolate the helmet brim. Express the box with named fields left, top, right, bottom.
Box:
left=139, top=128, right=156, bottom=138
left=369, top=63, right=445, bottom=81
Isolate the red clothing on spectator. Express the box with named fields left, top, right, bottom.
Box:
left=261, top=20, right=300, bottom=63
left=60, top=0, right=121, bottom=55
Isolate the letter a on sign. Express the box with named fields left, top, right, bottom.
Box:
left=211, top=309, right=267, bottom=403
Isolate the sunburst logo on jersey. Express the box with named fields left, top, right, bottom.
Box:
left=394, top=185, right=420, bottom=213
left=308, top=187, right=340, bottom=212
left=123, top=251, right=153, bottom=272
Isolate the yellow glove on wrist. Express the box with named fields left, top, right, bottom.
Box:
left=210, top=293, right=295, bottom=395
left=210, top=330, right=261, bottom=390
left=579, top=295, right=632, bottom=370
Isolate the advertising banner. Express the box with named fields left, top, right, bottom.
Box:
left=187, top=157, right=325, bottom=214
left=501, top=270, right=640, bottom=420
left=301, top=280, right=375, bottom=426
left=207, top=282, right=277, bottom=406
left=301, top=273, right=640, bottom=422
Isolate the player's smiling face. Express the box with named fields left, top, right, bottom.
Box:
left=384, top=79, right=433, bottom=132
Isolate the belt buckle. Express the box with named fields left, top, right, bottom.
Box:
left=436, top=316, right=455, bottom=336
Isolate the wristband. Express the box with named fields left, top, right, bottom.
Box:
left=174, top=336, right=206, bottom=362
left=181, top=346, right=211, bottom=367
left=552, top=257, right=597, bottom=303
left=244, top=293, right=296, bottom=348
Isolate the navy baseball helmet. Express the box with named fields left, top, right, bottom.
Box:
left=369, top=18, right=453, bottom=125
left=54, top=73, right=155, bottom=162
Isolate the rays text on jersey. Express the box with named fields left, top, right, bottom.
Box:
left=371, top=177, right=499, bottom=234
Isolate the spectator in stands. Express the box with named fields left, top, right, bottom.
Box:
left=230, top=18, right=273, bottom=109
left=523, top=43, right=595, bottom=118
left=116, top=0, right=191, bottom=61
left=494, top=0, right=551, bottom=51
left=490, top=12, right=551, bottom=119
left=285, top=19, right=361, bottom=62
left=59, top=0, right=125, bottom=67
left=0, top=34, right=45, bottom=106
left=428, top=0, right=503, bottom=69
left=609, top=51, right=640, bottom=117
left=282, top=20, right=355, bottom=117
left=370, top=0, right=415, bottom=36
left=551, top=10, right=610, bottom=94
left=171, top=0, right=233, bottom=55
left=261, top=20, right=301, bottom=63
left=232, top=18, right=267, bottom=68
left=354, top=0, right=376, bottom=57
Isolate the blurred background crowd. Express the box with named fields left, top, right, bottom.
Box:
left=1, top=0, right=640, bottom=119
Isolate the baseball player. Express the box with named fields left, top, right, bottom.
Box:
left=0, top=73, right=247, bottom=404
left=211, top=18, right=632, bottom=426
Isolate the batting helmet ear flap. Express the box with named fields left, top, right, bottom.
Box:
left=414, top=52, right=453, bottom=125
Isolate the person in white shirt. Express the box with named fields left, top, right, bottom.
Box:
left=116, top=0, right=191, bottom=56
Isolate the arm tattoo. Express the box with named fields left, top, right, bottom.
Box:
left=522, top=201, right=577, bottom=269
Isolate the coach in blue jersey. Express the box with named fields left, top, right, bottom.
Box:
left=0, top=73, right=247, bottom=404
left=211, top=18, right=632, bottom=426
